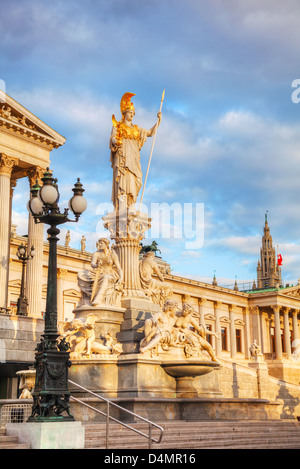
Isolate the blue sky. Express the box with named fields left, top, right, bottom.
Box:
left=3, top=0, right=300, bottom=287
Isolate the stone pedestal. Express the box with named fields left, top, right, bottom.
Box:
left=117, top=298, right=160, bottom=354
left=248, top=360, right=270, bottom=399
left=73, top=304, right=126, bottom=339
left=69, top=359, right=119, bottom=398
left=103, top=208, right=151, bottom=300
left=6, top=421, right=85, bottom=449
left=117, top=355, right=176, bottom=398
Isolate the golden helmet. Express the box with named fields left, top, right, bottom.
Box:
left=120, top=92, right=136, bottom=115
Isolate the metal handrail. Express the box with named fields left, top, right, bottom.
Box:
left=68, top=379, right=164, bottom=449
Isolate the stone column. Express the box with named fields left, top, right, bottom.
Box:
left=250, top=306, right=262, bottom=350
left=0, top=154, right=18, bottom=310
left=57, top=268, right=67, bottom=323
left=243, top=307, right=251, bottom=359
left=271, top=305, right=282, bottom=359
left=198, top=298, right=206, bottom=327
left=292, top=310, right=299, bottom=349
left=25, top=168, right=44, bottom=318
left=228, top=304, right=236, bottom=358
left=283, top=307, right=291, bottom=359
left=6, top=179, right=17, bottom=307
left=214, top=301, right=222, bottom=356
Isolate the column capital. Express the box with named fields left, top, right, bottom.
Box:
left=270, top=304, right=281, bottom=313
left=57, top=268, right=68, bottom=279
left=213, top=301, right=222, bottom=308
left=25, top=166, right=45, bottom=188
left=182, top=294, right=191, bottom=303
left=0, top=153, right=18, bottom=176
left=282, top=306, right=291, bottom=314
left=250, top=306, right=260, bottom=314
left=198, top=297, right=207, bottom=305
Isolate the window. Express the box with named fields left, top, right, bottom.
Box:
left=221, top=327, right=227, bottom=351
left=206, top=324, right=212, bottom=344
left=236, top=329, right=242, bottom=353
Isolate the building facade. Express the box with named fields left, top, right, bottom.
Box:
left=1, top=92, right=300, bottom=412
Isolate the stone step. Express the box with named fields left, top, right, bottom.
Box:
left=0, top=435, right=20, bottom=444
left=83, top=420, right=300, bottom=449
left=0, top=443, right=31, bottom=449
left=84, top=422, right=300, bottom=436
left=0, top=427, right=31, bottom=449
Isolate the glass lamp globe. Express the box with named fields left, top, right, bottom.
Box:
left=69, top=195, right=87, bottom=216
left=39, top=184, right=58, bottom=205
left=27, top=197, right=43, bottom=216
left=17, top=244, right=26, bottom=257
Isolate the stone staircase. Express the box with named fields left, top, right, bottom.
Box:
left=84, top=419, right=300, bottom=449
left=0, top=427, right=30, bottom=449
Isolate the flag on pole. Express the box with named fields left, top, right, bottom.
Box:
left=277, top=253, right=283, bottom=266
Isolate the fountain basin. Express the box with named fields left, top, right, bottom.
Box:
left=161, top=361, right=220, bottom=378
left=161, top=361, right=221, bottom=398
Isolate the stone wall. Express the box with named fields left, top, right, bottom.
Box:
left=0, top=314, right=43, bottom=363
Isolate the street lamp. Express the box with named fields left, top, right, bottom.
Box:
left=16, top=243, right=35, bottom=316
left=27, top=168, right=87, bottom=422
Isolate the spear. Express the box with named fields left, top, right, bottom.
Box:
left=139, top=90, right=165, bottom=210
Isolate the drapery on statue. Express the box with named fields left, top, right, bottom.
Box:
left=77, top=238, right=124, bottom=307
left=110, top=92, right=162, bottom=211
left=139, top=251, right=172, bottom=305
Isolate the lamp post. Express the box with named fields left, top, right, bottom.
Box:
left=27, top=168, right=87, bottom=422
left=16, top=243, right=35, bottom=316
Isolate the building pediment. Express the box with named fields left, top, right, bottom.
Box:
left=280, top=285, right=300, bottom=299
left=63, top=288, right=81, bottom=298
left=0, top=90, right=66, bottom=149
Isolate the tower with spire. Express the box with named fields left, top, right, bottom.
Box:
left=257, top=212, right=282, bottom=289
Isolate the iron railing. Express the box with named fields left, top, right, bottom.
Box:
left=68, top=379, right=164, bottom=449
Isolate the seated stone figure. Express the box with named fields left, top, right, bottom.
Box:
left=77, top=238, right=124, bottom=307
left=139, top=300, right=179, bottom=353
left=139, top=251, right=172, bottom=305
left=174, top=303, right=219, bottom=362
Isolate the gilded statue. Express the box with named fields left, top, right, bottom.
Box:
left=77, top=238, right=123, bottom=307
left=110, top=92, right=162, bottom=210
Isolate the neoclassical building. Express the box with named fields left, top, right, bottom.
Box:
left=1, top=91, right=300, bottom=404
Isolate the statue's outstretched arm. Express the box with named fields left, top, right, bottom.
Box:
left=147, top=112, right=162, bottom=137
